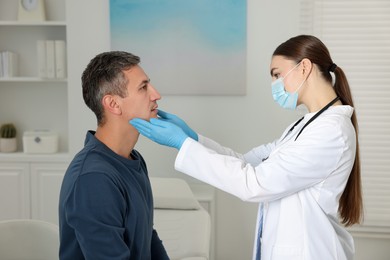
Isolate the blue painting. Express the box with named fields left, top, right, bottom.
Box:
left=110, top=0, right=246, bottom=95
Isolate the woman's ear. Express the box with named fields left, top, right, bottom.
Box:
left=102, top=95, right=122, bottom=115
left=301, top=58, right=312, bottom=76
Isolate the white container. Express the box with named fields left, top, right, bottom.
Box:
left=23, top=130, right=58, bottom=154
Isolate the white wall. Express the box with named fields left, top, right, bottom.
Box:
left=65, top=1, right=303, bottom=259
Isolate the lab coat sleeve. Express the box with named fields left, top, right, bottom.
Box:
left=198, top=134, right=246, bottom=159
left=198, top=134, right=277, bottom=167
left=175, top=119, right=353, bottom=202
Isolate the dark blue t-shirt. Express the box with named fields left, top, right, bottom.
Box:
left=59, top=131, right=169, bottom=260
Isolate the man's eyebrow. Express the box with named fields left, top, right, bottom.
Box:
left=138, top=78, right=150, bottom=86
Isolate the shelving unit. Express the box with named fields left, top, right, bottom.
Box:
left=0, top=0, right=70, bottom=223
left=0, top=0, right=68, bottom=155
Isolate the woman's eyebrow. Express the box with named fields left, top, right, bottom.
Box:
left=270, top=68, right=277, bottom=76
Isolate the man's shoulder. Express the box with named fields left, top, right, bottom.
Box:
left=65, top=145, right=107, bottom=176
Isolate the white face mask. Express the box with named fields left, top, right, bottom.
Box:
left=271, top=62, right=306, bottom=110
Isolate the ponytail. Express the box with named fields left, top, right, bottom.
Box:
left=333, top=66, right=363, bottom=226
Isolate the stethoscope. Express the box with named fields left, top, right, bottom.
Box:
left=283, top=96, right=340, bottom=141
left=262, top=96, right=340, bottom=162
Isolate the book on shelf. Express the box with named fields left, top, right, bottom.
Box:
left=36, top=40, right=67, bottom=79
left=45, top=40, right=55, bottom=78
left=55, top=40, right=67, bottom=78
left=0, top=51, right=18, bottom=78
left=37, top=40, right=46, bottom=78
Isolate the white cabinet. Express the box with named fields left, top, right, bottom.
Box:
left=31, top=163, right=67, bottom=224
left=0, top=160, right=68, bottom=224
left=0, top=163, right=30, bottom=219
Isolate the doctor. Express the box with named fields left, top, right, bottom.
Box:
left=130, top=35, right=363, bottom=260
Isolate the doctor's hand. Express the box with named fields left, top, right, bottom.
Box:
left=158, top=110, right=198, bottom=141
left=130, top=118, right=189, bottom=150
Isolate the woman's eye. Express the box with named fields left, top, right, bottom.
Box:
left=273, top=73, right=280, bottom=79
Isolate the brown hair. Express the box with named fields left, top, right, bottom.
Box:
left=82, top=51, right=140, bottom=126
left=273, top=35, right=363, bottom=226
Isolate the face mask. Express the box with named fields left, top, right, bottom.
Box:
left=271, top=62, right=306, bottom=110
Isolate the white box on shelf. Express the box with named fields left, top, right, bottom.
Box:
left=23, top=130, right=59, bottom=154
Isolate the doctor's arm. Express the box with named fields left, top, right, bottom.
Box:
left=157, top=110, right=276, bottom=161
left=174, top=125, right=345, bottom=203
left=130, top=116, right=276, bottom=165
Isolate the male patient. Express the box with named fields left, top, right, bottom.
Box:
left=58, top=51, right=169, bottom=260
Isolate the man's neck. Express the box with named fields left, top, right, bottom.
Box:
left=95, top=124, right=139, bottom=159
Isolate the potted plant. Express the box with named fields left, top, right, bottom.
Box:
left=0, top=123, right=17, bottom=153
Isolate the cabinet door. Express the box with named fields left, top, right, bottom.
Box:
left=30, top=163, right=68, bottom=225
left=0, top=163, right=30, bottom=220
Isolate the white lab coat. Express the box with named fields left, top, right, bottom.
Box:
left=175, top=106, right=356, bottom=260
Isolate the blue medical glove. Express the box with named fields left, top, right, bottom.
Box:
left=130, top=118, right=189, bottom=150
left=157, top=110, right=198, bottom=141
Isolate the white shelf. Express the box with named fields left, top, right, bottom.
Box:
left=0, top=77, right=67, bottom=83
left=0, top=21, right=66, bottom=26
left=0, top=152, right=70, bottom=163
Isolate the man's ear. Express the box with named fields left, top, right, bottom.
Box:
left=101, top=95, right=122, bottom=115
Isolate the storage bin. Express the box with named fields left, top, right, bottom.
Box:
left=23, top=131, right=58, bottom=154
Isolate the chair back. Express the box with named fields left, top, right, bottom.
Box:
left=0, top=219, right=59, bottom=260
